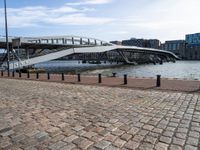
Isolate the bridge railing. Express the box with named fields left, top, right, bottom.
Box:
left=26, top=36, right=112, bottom=46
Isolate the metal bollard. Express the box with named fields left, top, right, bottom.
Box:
left=77, top=73, right=81, bottom=82
left=19, top=71, right=21, bottom=78
left=112, top=72, right=116, bottom=77
left=61, top=73, right=65, bottom=81
left=98, top=74, right=102, bottom=83
left=12, top=71, right=15, bottom=77
left=47, top=73, right=50, bottom=80
left=156, top=75, right=161, bottom=87
left=124, top=74, right=127, bottom=85
left=36, top=72, right=39, bottom=79
left=27, top=72, right=30, bottom=78
left=1, top=71, right=3, bottom=76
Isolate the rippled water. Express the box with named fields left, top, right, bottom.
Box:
left=35, top=61, right=200, bottom=80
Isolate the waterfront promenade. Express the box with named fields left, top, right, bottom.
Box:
left=0, top=78, right=200, bottom=150
left=0, top=72, right=200, bottom=93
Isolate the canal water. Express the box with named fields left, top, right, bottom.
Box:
left=34, top=61, right=200, bottom=80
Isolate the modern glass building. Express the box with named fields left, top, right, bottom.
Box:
left=186, top=33, right=200, bottom=45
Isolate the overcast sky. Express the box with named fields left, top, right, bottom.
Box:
left=0, top=0, right=199, bottom=42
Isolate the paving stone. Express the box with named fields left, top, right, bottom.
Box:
left=159, top=136, right=172, bottom=144
left=63, top=135, right=79, bottom=143
left=186, top=137, right=199, bottom=146
left=127, top=127, right=139, bottom=135
left=113, top=138, right=126, bottom=148
left=184, top=145, right=198, bottom=150
left=34, top=131, right=49, bottom=142
left=138, top=142, right=154, bottom=150
left=94, top=140, right=111, bottom=149
left=142, top=125, right=154, bottom=131
left=104, top=134, right=117, bottom=142
left=120, top=133, right=132, bottom=141
left=172, top=137, right=185, bottom=146
left=78, top=139, right=94, bottom=149
left=170, top=144, right=182, bottom=150
left=155, top=142, right=169, bottom=150
left=143, top=135, right=157, bottom=144
left=105, top=145, right=120, bottom=150
left=48, top=141, right=67, bottom=150
left=124, top=140, right=139, bottom=150
left=46, top=127, right=61, bottom=137
left=112, top=129, right=125, bottom=136
left=60, top=143, right=76, bottom=150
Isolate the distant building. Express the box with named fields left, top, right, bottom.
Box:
left=160, top=40, right=186, bottom=58
left=110, top=41, right=122, bottom=45
left=146, top=39, right=161, bottom=49
left=186, top=33, right=200, bottom=45
left=122, top=38, right=160, bottom=49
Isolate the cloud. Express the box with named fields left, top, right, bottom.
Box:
left=66, top=0, right=113, bottom=6
left=0, top=5, right=114, bottom=28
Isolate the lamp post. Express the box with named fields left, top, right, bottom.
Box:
left=4, top=0, right=10, bottom=76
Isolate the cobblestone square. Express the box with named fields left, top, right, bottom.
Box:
left=0, top=78, right=200, bottom=149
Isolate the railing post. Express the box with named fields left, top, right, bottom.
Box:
left=124, top=74, right=127, bottom=85
left=61, top=73, right=65, bottom=81
left=77, top=73, right=81, bottom=82
left=156, top=75, right=161, bottom=87
left=47, top=72, right=50, bottom=80
left=98, top=74, right=102, bottom=83
left=12, top=71, right=15, bottom=77
left=1, top=70, right=3, bottom=77
left=27, top=72, right=30, bottom=78
left=36, top=72, right=39, bottom=79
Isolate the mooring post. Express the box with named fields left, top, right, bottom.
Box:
left=98, top=74, right=102, bottom=83
left=77, top=73, right=81, bottom=82
left=1, top=70, right=3, bottom=76
left=124, top=74, right=127, bottom=85
left=36, top=72, right=39, bottom=79
left=61, top=73, right=65, bottom=81
left=47, top=72, right=50, bottom=80
left=156, top=75, right=161, bottom=87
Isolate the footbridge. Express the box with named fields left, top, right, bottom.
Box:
left=0, top=36, right=178, bottom=70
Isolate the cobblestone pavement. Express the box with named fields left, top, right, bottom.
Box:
left=0, top=78, right=200, bottom=150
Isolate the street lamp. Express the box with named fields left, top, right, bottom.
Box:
left=4, top=0, right=10, bottom=76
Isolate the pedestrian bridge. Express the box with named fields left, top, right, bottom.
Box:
left=0, top=36, right=178, bottom=70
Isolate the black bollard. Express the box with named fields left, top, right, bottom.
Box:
left=98, top=74, right=102, bottom=83
left=112, top=72, right=116, bottom=77
left=77, top=73, right=81, bottom=82
left=47, top=73, right=50, bottom=80
left=124, top=74, right=127, bottom=85
left=61, top=73, right=65, bottom=81
left=27, top=72, right=30, bottom=78
left=36, top=72, right=39, bottom=79
left=19, top=71, right=21, bottom=78
left=1, top=70, right=3, bottom=76
left=12, top=71, right=15, bottom=77
left=156, top=75, right=161, bottom=87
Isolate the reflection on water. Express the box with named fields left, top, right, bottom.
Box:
left=35, top=61, right=200, bottom=80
